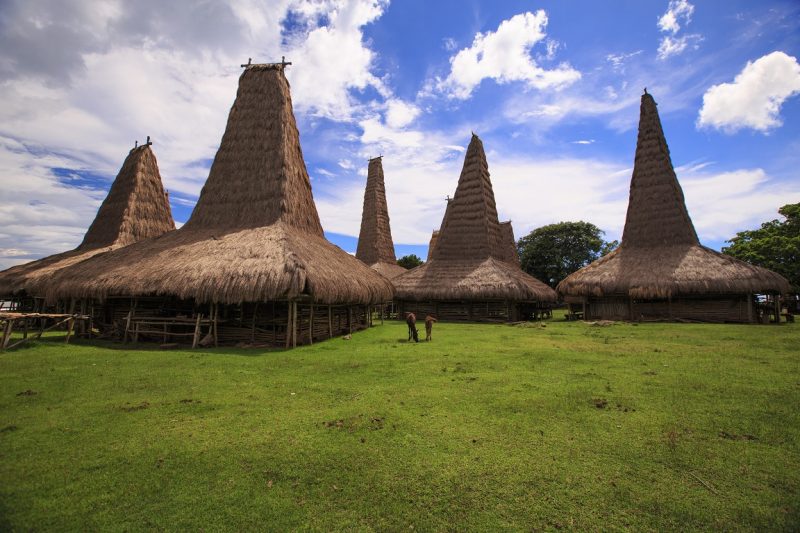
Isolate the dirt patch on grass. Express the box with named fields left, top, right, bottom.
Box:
left=592, top=398, right=608, bottom=409
left=120, top=402, right=150, bottom=412
left=180, top=399, right=201, bottom=404
left=1, top=425, right=19, bottom=433
left=16, top=390, right=37, bottom=397
left=323, top=414, right=385, bottom=432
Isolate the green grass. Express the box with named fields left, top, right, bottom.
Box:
left=1, top=316, right=799, bottom=531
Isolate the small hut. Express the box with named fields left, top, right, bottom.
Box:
left=557, top=91, right=790, bottom=323
left=355, top=156, right=406, bottom=279
left=0, top=142, right=175, bottom=307
left=42, top=63, right=393, bottom=347
left=392, top=134, right=556, bottom=321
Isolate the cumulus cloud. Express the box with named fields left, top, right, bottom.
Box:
left=656, top=0, right=701, bottom=60
left=697, top=51, right=800, bottom=133
left=384, top=99, right=421, bottom=128
left=434, top=11, right=580, bottom=100
left=658, top=0, right=694, bottom=34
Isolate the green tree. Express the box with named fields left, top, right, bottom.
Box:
left=722, top=203, right=799, bottom=292
left=517, top=221, right=618, bottom=288
left=397, top=254, right=424, bottom=269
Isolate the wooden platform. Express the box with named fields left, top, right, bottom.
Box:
left=0, top=312, right=90, bottom=351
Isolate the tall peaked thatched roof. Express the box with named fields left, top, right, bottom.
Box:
left=0, top=144, right=175, bottom=296
left=393, top=134, right=556, bottom=302
left=499, top=221, right=521, bottom=266
left=426, top=230, right=439, bottom=262
left=41, top=63, right=393, bottom=305
left=356, top=156, right=406, bottom=280
left=558, top=92, right=790, bottom=299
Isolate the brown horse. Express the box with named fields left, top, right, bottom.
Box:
left=424, top=315, right=438, bottom=341
left=406, top=312, right=419, bottom=342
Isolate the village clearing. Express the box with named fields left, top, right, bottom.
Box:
left=1, top=315, right=798, bottom=531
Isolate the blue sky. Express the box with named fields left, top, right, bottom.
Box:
left=1, top=0, right=799, bottom=269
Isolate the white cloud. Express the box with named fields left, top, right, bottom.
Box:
left=385, top=99, right=421, bottom=128
left=285, top=0, right=390, bottom=119
left=572, top=140, right=595, bottom=145
left=680, top=167, right=800, bottom=241
left=656, top=0, right=700, bottom=60
left=697, top=51, right=800, bottom=133
left=658, top=0, right=694, bottom=34
left=606, top=50, right=643, bottom=72
left=442, top=38, right=458, bottom=52
left=435, top=11, right=580, bottom=100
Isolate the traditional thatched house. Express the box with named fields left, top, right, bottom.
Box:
left=392, top=134, right=556, bottom=321
left=0, top=143, right=175, bottom=306
left=42, top=63, right=393, bottom=347
left=355, top=156, right=406, bottom=279
left=557, top=92, right=790, bottom=322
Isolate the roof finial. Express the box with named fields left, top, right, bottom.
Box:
left=146, top=135, right=152, bottom=146
left=134, top=140, right=138, bottom=148
left=643, top=87, right=648, bottom=95
left=240, top=57, right=252, bottom=68
left=281, top=56, right=292, bottom=68
left=445, top=195, right=451, bottom=203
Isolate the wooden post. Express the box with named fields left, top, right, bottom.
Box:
left=328, top=305, right=333, bottom=338
left=747, top=294, right=754, bottom=323
left=162, top=322, right=167, bottom=343
left=133, top=321, right=139, bottom=343
left=192, top=313, right=202, bottom=349
left=1, top=318, right=15, bottom=350
left=65, top=316, right=75, bottom=344
left=668, top=295, right=673, bottom=320
left=309, top=304, right=314, bottom=345
left=380, top=304, right=384, bottom=325
left=348, top=306, right=352, bottom=334
left=285, top=302, right=292, bottom=349
left=582, top=299, right=587, bottom=320
left=251, top=302, right=259, bottom=343
left=23, top=318, right=28, bottom=339
left=123, top=309, right=132, bottom=344
left=292, top=302, right=297, bottom=348
left=774, top=297, right=781, bottom=324
left=213, top=303, right=219, bottom=347
left=89, top=301, right=94, bottom=338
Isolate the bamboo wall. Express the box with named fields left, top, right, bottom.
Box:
left=395, top=299, right=549, bottom=323
left=575, top=294, right=756, bottom=323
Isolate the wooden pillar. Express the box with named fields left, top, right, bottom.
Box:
left=328, top=305, right=333, bottom=338
left=292, top=302, right=298, bottom=348
left=284, top=302, right=291, bottom=349
left=628, top=298, right=633, bottom=321
left=668, top=295, right=673, bottom=320
left=774, top=297, right=781, bottom=324
left=582, top=299, right=587, bottom=320
left=747, top=294, right=754, bottom=323
left=192, top=313, right=202, bottom=349
left=213, top=303, right=219, bottom=347
left=1, top=318, right=15, bottom=350
left=348, top=306, right=352, bottom=334
left=380, top=304, right=384, bottom=325
left=251, top=302, right=259, bottom=343
left=309, top=304, right=314, bottom=345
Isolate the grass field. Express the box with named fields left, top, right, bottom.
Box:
left=1, top=315, right=799, bottom=531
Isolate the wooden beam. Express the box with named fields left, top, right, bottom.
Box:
left=1, top=318, right=15, bottom=350
left=213, top=303, right=219, bottom=347
left=309, top=304, right=314, bottom=345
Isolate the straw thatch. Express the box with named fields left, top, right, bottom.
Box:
left=0, top=144, right=175, bottom=296
left=426, top=230, right=439, bottom=261
left=41, top=64, right=393, bottom=305
left=499, top=221, right=521, bottom=266
left=355, top=156, right=406, bottom=280
left=558, top=92, right=790, bottom=301
left=393, top=134, right=556, bottom=303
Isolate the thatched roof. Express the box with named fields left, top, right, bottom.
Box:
left=499, top=221, right=521, bottom=266
left=0, top=144, right=175, bottom=296
left=558, top=92, right=790, bottom=299
left=355, top=156, right=406, bottom=279
left=40, top=64, right=393, bottom=305
left=426, top=230, right=439, bottom=261
left=393, top=134, right=556, bottom=302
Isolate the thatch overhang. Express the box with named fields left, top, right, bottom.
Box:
left=393, top=134, right=556, bottom=303
left=40, top=64, right=393, bottom=305
left=558, top=92, right=790, bottom=300
left=355, top=156, right=406, bottom=280
left=0, top=144, right=175, bottom=296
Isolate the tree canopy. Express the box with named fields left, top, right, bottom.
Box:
left=397, top=254, right=424, bottom=269
left=722, top=203, right=799, bottom=292
left=517, top=221, right=618, bottom=288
